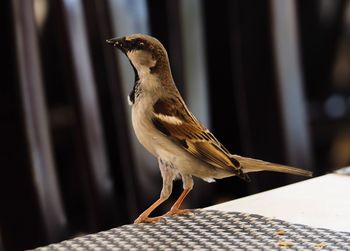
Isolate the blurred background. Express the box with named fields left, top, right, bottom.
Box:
left=1, top=0, right=350, bottom=250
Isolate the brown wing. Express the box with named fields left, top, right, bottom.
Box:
left=152, top=97, right=249, bottom=181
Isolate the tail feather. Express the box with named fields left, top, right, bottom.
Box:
left=233, top=155, right=313, bottom=177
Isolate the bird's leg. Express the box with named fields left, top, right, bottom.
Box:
left=134, top=198, right=166, bottom=223
left=165, top=188, right=192, bottom=216
left=165, top=174, right=193, bottom=216
left=134, top=158, right=174, bottom=224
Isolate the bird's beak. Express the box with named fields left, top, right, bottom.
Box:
left=106, top=37, right=126, bottom=52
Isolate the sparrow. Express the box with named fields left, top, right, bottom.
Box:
left=106, top=34, right=312, bottom=224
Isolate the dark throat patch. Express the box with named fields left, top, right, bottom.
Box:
left=128, top=60, right=140, bottom=104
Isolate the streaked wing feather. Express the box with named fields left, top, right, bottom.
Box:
left=187, top=141, right=233, bottom=169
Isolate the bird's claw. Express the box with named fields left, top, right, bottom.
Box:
left=134, top=216, right=165, bottom=224
left=164, top=208, right=193, bottom=217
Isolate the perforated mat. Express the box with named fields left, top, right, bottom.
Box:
left=33, top=210, right=350, bottom=250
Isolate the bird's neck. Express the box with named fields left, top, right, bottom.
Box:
left=129, top=67, right=176, bottom=106
left=128, top=53, right=177, bottom=105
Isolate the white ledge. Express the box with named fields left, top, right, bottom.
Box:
left=205, top=173, right=350, bottom=232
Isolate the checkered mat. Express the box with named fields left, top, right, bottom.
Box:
left=34, top=210, right=350, bottom=250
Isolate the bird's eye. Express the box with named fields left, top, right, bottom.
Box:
left=139, top=42, right=144, bottom=46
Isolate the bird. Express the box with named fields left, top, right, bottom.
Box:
left=106, top=34, right=312, bottom=224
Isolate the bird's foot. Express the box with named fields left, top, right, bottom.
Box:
left=164, top=208, right=193, bottom=217
left=134, top=215, right=164, bottom=224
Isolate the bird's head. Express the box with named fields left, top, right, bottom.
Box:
left=106, top=34, right=170, bottom=80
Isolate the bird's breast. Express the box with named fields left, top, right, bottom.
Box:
left=131, top=96, right=160, bottom=156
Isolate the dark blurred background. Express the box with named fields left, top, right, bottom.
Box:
left=1, top=0, right=350, bottom=250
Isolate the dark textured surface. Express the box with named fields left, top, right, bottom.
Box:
left=33, top=210, right=350, bottom=250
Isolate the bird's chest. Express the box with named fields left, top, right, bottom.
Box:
left=131, top=97, right=159, bottom=156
